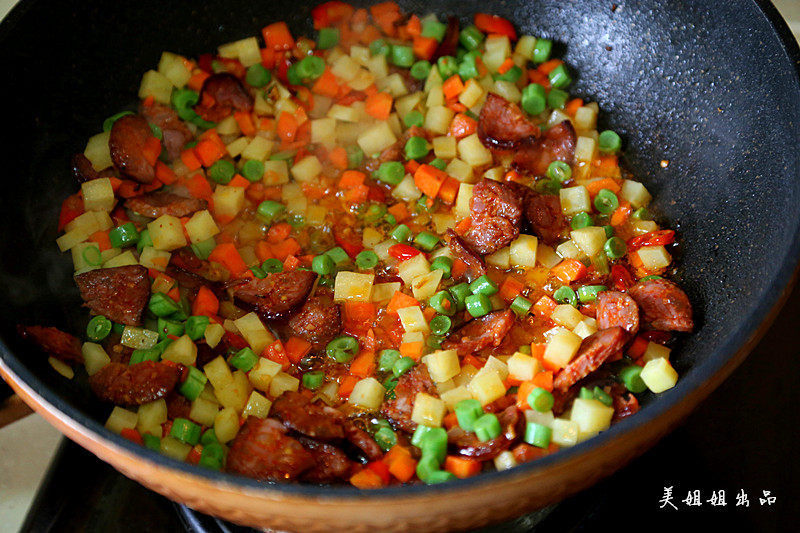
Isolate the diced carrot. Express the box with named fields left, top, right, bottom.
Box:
left=184, top=173, right=213, bottom=200
left=253, top=241, right=273, bottom=262
left=329, top=146, right=349, bottom=170
left=528, top=69, right=549, bottom=88
left=533, top=295, right=557, bottom=318
left=627, top=335, right=649, bottom=359
left=550, top=258, right=587, bottom=284
left=262, top=21, right=295, bottom=50
left=585, top=177, right=621, bottom=197
left=462, top=353, right=485, bottom=369
left=349, top=350, right=376, bottom=378
left=234, top=111, right=256, bottom=137
left=422, top=306, right=437, bottom=322
left=270, top=237, right=302, bottom=261
left=516, top=381, right=536, bottom=410
left=142, top=137, right=162, bottom=167
left=386, top=291, right=420, bottom=314
left=610, top=201, right=632, bottom=227
left=443, top=411, right=459, bottom=430
left=442, top=75, right=465, bottom=100
left=538, top=58, right=564, bottom=76
left=186, top=445, right=203, bottom=465
left=438, top=176, right=460, bottom=205
left=448, top=113, right=478, bottom=139
left=180, top=149, right=202, bottom=171
left=498, top=277, right=524, bottom=302
left=194, top=139, right=220, bottom=167
left=350, top=468, right=385, bottom=489
left=365, top=92, right=393, bottom=120
left=594, top=154, right=621, bottom=178
left=208, top=242, right=247, bottom=277
left=285, top=336, right=312, bottom=364
left=267, top=222, right=293, bottom=243
left=454, top=217, right=472, bottom=234
left=497, top=57, right=515, bottom=75
left=192, top=286, right=219, bottom=317
left=404, top=159, right=420, bottom=174
left=312, top=68, right=340, bottom=97
left=166, top=286, right=181, bottom=303
left=532, top=371, right=554, bottom=392
left=370, top=1, right=402, bottom=36
left=88, top=230, right=112, bottom=252
left=413, top=164, right=448, bottom=199
left=154, top=161, right=177, bottom=185
left=384, top=445, right=417, bottom=482
left=339, top=169, right=366, bottom=189
left=446, top=100, right=467, bottom=113
left=338, top=374, right=360, bottom=399
left=187, top=71, right=210, bottom=92
left=530, top=342, right=546, bottom=360
left=565, top=97, right=584, bottom=117
left=444, top=455, right=482, bottom=479
left=283, top=254, right=301, bottom=271
left=277, top=111, right=298, bottom=143
left=120, top=428, right=144, bottom=445
left=387, top=202, right=409, bottom=222
left=412, top=35, right=438, bottom=60
left=399, top=341, right=425, bottom=360
left=264, top=340, right=291, bottom=371
left=228, top=174, right=251, bottom=189
left=451, top=258, right=468, bottom=280
left=344, top=183, right=369, bottom=204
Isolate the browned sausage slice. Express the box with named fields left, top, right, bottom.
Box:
left=71, top=153, right=101, bottom=183
left=271, top=391, right=345, bottom=440
left=461, top=178, right=523, bottom=255
left=226, top=418, right=316, bottom=482
left=125, top=191, right=207, bottom=218
left=343, top=421, right=383, bottom=461
left=74, top=265, right=151, bottom=326
left=17, top=325, right=83, bottom=364
left=380, top=365, right=438, bottom=432
left=139, top=102, right=193, bottom=161
left=89, top=361, right=180, bottom=405
left=445, top=229, right=485, bottom=282
left=513, top=121, right=576, bottom=176
left=447, top=405, right=520, bottom=459
left=596, top=291, right=640, bottom=334
left=298, top=437, right=355, bottom=483
left=524, top=190, right=569, bottom=245
left=553, top=327, right=629, bottom=391
left=287, top=296, right=341, bottom=352
left=627, top=278, right=693, bottom=332
left=478, top=93, right=540, bottom=150
left=109, top=115, right=157, bottom=183
left=232, top=270, right=316, bottom=319
left=196, top=73, right=254, bottom=123
left=442, top=310, right=515, bottom=356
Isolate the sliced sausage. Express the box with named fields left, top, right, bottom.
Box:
left=445, top=229, right=485, bottom=282
left=461, top=178, right=523, bottom=255
left=232, top=270, right=317, bottom=319
left=432, top=16, right=459, bottom=61
left=610, top=383, right=640, bottom=422
left=553, top=327, right=629, bottom=392
left=298, top=437, right=355, bottom=483
left=125, top=191, right=207, bottom=218
left=478, top=93, right=540, bottom=150
left=627, top=278, right=694, bottom=332
left=109, top=114, right=157, bottom=183
left=74, top=265, right=150, bottom=326
left=523, top=190, right=568, bottom=245
left=442, top=310, right=515, bottom=356
left=226, top=418, right=316, bottom=482
left=596, top=291, right=640, bottom=334
left=343, top=420, right=383, bottom=461
left=165, top=263, right=226, bottom=300
left=287, top=296, right=341, bottom=352
left=71, top=153, right=116, bottom=183
left=271, top=391, right=346, bottom=440
left=447, top=405, right=520, bottom=459
left=165, top=391, right=192, bottom=421
left=196, top=73, right=254, bottom=123
left=380, top=365, right=437, bottom=432
left=513, top=121, right=576, bottom=177
left=17, top=325, right=83, bottom=364
left=89, top=361, right=180, bottom=406
left=139, top=102, right=192, bottom=161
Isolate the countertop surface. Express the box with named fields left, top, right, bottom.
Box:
left=1, top=1, right=800, bottom=532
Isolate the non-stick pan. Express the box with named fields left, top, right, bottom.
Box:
left=1, top=0, right=799, bottom=531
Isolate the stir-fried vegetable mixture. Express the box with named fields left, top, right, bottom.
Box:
left=22, top=2, right=694, bottom=487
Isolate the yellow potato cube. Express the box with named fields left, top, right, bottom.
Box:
left=82, top=342, right=110, bottom=376
left=411, top=392, right=446, bottom=427
left=105, top=406, right=138, bottom=434
left=269, top=372, right=300, bottom=398
left=410, top=269, right=443, bottom=301
left=184, top=210, right=220, bottom=244
left=243, top=391, right=272, bottom=419
left=161, top=335, right=197, bottom=366
left=148, top=215, right=187, bottom=251
left=214, top=407, right=240, bottom=443
left=139, top=247, right=171, bottom=271
left=189, top=397, right=220, bottom=427
left=248, top=357, right=283, bottom=392
left=212, top=185, right=245, bottom=221
left=468, top=369, right=506, bottom=406
left=559, top=186, right=591, bottom=216
left=204, top=356, right=234, bottom=390
left=84, top=131, right=112, bottom=171
left=570, top=398, right=614, bottom=434
left=348, top=378, right=386, bottom=411
left=636, top=245, right=672, bottom=270
left=81, top=178, right=115, bottom=212
left=233, top=312, right=274, bottom=355
left=458, top=133, right=493, bottom=167
left=333, top=271, right=374, bottom=302
left=432, top=136, right=457, bottom=159
left=357, top=122, right=397, bottom=155
left=641, top=358, right=679, bottom=393
left=137, top=399, right=167, bottom=436
left=423, top=349, right=460, bottom=383
left=241, top=136, right=274, bottom=161
left=571, top=226, right=607, bottom=257
left=397, top=306, right=429, bottom=333
left=439, top=385, right=473, bottom=410
left=509, top=234, right=539, bottom=268
left=397, top=253, right=431, bottom=285
left=204, top=323, right=225, bottom=349
left=291, top=155, right=323, bottom=182
left=507, top=352, right=542, bottom=382
left=642, top=341, right=671, bottom=362
left=138, top=70, right=173, bottom=104
left=551, top=304, right=586, bottom=329
left=543, top=328, right=582, bottom=369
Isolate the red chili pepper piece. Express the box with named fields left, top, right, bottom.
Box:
left=611, top=264, right=635, bottom=291
left=388, top=244, right=423, bottom=261
left=627, top=229, right=676, bottom=252
left=474, top=13, right=517, bottom=40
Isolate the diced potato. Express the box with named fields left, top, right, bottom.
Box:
left=139, top=247, right=171, bottom=271
left=459, top=79, right=485, bottom=108
left=556, top=240, right=585, bottom=261
left=551, top=305, right=586, bottom=330
left=71, top=242, right=101, bottom=273
left=483, top=356, right=509, bottom=381
left=243, top=391, right=272, bottom=419
left=641, top=358, right=679, bottom=393
left=137, top=399, right=168, bottom=436
left=226, top=137, right=249, bottom=157
left=410, top=392, right=446, bottom=427
left=570, top=398, right=614, bottom=434
left=357, top=122, right=397, bottom=155
left=426, top=85, right=444, bottom=107
left=632, top=220, right=659, bottom=235
left=468, top=369, right=506, bottom=406
left=83, top=131, right=113, bottom=171
left=204, top=355, right=234, bottom=390
left=515, top=35, right=537, bottom=60
left=392, top=173, right=422, bottom=202
left=458, top=133, right=493, bottom=167
left=148, top=215, right=187, bottom=251
left=483, top=35, right=511, bottom=72
left=410, top=269, right=443, bottom=301
left=573, top=106, right=598, bottom=131
left=573, top=319, right=598, bottom=339
left=241, top=136, right=274, bottom=161
left=234, top=312, right=274, bottom=355
left=397, top=254, right=431, bottom=285
left=138, top=70, right=173, bottom=104
left=423, top=349, right=460, bottom=383
left=402, top=331, right=425, bottom=344
left=104, top=250, right=138, bottom=268
left=509, top=235, right=539, bottom=268
left=543, top=328, right=582, bottom=369
left=485, top=246, right=510, bottom=269
left=571, top=226, right=607, bottom=257
left=291, top=155, right=323, bottom=182
left=331, top=54, right=360, bottom=81
left=431, top=214, right=456, bottom=234
left=184, top=210, right=220, bottom=244
left=81, top=342, right=110, bottom=376
left=425, top=106, right=455, bottom=135
left=507, top=352, right=542, bottom=382
left=248, top=357, right=283, bottom=392
left=490, top=80, right=521, bottom=103
left=257, top=161, right=287, bottom=188
left=310, top=117, right=337, bottom=147
left=432, top=136, right=457, bottom=159
left=395, top=92, right=423, bottom=119
left=371, top=282, right=401, bottom=303
left=189, top=397, right=220, bottom=427
left=47, top=357, right=73, bottom=379
left=482, top=166, right=504, bottom=182
left=215, top=370, right=252, bottom=412
left=373, top=239, right=397, bottom=262
left=445, top=158, right=473, bottom=182
left=494, top=450, right=518, bottom=471
left=575, top=136, right=597, bottom=163
left=269, top=372, right=300, bottom=398
left=551, top=418, right=580, bottom=446
left=636, top=245, right=672, bottom=270
left=121, top=327, right=158, bottom=350
left=216, top=115, right=239, bottom=136
left=204, top=323, right=225, bottom=349
left=397, top=306, right=429, bottom=333
left=81, top=178, right=115, bottom=212
left=365, top=54, right=389, bottom=78
left=378, top=73, right=409, bottom=97
left=105, top=406, right=138, bottom=434
left=333, top=271, right=374, bottom=302
left=643, top=341, right=671, bottom=362
left=348, top=378, right=386, bottom=411
left=620, top=179, right=652, bottom=208
left=536, top=242, right=561, bottom=268
left=214, top=407, right=240, bottom=443
left=327, top=103, right=363, bottom=123
left=157, top=51, right=191, bottom=87
left=161, top=335, right=197, bottom=366
left=559, top=186, right=591, bottom=216
left=439, top=385, right=473, bottom=410
left=212, top=185, right=246, bottom=222
left=453, top=364, right=479, bottom=388
left=454, top=184, right=474, bottom=220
